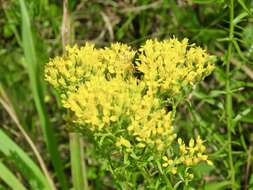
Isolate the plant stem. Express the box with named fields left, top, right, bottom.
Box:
left=225, top=0, right=235, bottom=189
left=61, top=2, right=88, bottom=189
left=70, top=133, right=89, bottom=190
left=164, top=175, right=174, bottom=190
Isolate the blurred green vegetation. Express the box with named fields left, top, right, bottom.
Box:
left=0, top=0, right=253, bottom=189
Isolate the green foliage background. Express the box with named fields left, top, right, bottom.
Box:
left=0, top=0, right=253, bottom=189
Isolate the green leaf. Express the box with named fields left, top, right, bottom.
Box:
left=242, top=24, right=253, bottom=48
left=0, top=129, right=51, bottom=190
left=18, top=0, right=68, bottom=189
left=204, top=181, right=231, bottom=190
left=233, top=12, right=248, bottom=25
left=0, top=162, right=28, bottom=190
left=116, top=14, right=135, bottom=40
left=237, top=0, right=252, bottom=16
left=233, top=108, right=251, bottom=123
left=70, top=133, right=89, bottom=190
left=192, top=0, right=223, bottom=4
left=232, top=39, right=248, bottom=62
left=249, top=173, right=253, bottom=190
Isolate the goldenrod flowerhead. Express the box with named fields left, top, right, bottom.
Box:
left=44, top=37, right=214, bottom=185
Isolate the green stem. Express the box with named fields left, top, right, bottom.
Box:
left=164, top=175, right=174, bottom=190
left=61, top=1, right=89, bottom=189
left=70, top=132, right=89, bottom=190
left=225, top=0, right=235, bottom=189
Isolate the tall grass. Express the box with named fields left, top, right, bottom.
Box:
left=19, top=0, right=68, bottom=189
left=0, top=86, right=55, bottom=190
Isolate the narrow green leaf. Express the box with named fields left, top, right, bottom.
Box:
left=232, top=39, right=248, bottom=62
left=116, top=14, right=135, bottom=40
left=233, top=108, right=251, bottom=123
left=249, top=173, right=253, bottom=190
left=233, top=12, right=248, bottom=25
left=18, top=0, right=68, bottom=189
left=237, top=0, right=252, bottom=16
left=173, top=180, right=183, bottom=190
left=0, top=129, right=51, bottom=190
left=192, top=0, right=221, bottom=4
left=0, top=162, right=28, bottom=190
left=70, top=132, right=89, bottom=190
left=204, top=181, right=231, bottom=190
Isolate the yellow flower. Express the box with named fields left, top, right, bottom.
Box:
left=137, top=143, right=146, bottom=148
left=171, top=167, right=177, bottom=174
left=189, top=138, right=195, bottom=148
left=116, top=136, right=131, bottom=148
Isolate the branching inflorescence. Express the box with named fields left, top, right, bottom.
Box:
left=45, top=37, right=214, bottom=188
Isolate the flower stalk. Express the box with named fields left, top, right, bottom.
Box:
left=225, top=0, right=236, bottom=189
left=61, top=1, right=88, bottom=189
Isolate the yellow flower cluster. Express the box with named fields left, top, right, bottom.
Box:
left=45, top=44, right=100, bottom=93
left=63, top=76, right=176, bottom=152
left=137, top=38, right=214, bottom=99
left=127, top=103, right=176, bottom=151
left=162, top=136, right=212, bottom=174
left=45, top=43, right=135, bottom=95
left=45, top=38, right=214, bottom=179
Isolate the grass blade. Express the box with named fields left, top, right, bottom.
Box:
left=0, top=162, right=28, bottom=190
left=0, top=85, right=56, bottom=190
left=18, top=0, right=68, bottom=189
left=70, top=132, right=89, bottom=190
left=0, top=129, right=51, bottom=190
